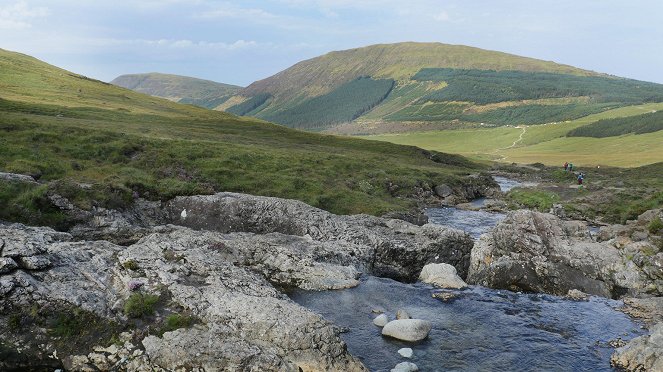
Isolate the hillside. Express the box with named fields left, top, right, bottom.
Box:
left=0, top=48, right=484, bottom=228
left=222, top=42, right=663, bottom=131
left=111, top=73, right=242, bottom=109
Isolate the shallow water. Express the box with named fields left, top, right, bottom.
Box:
left=291, top=277, right=643, bottom=372
left=494, top=176, right=523, bottom=192
left=425, top=207, right=505, bottom=239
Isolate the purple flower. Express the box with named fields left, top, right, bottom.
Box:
left=128, top=280, right=144, bottom=291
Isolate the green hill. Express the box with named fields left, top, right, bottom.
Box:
left=0, top=48, right=483, bottom=228
left=223, top=42, right=663, bottom=131
left=111, top=72, right=242, bottom=109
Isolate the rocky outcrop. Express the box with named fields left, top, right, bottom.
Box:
left=0, top=223, right=368, bottom=371
left=419, top=263, right=467, bottom=289
left=0, top=171, right=38, bottom=184
left=611, top=322, right=663, bottom=371
left=164, top=192, right=474, bottom=281
left=467, top=210, right=660, bottom=298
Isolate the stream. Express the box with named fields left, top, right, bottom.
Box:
left=290, top=177, right=643, bottom=371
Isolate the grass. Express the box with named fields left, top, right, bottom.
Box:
left=0, top=48, right=485, bottom=229
left=124, top=293, right=160, bottom=318
left=368, top=102, right=663, bottom=167
left=506, top=188, right=560, bottom=211
left=648, top=217, right=663, bottom=234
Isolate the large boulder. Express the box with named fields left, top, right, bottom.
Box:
left=381, top=319, right=432, bottom=342
left=611, top=322, right=663, bottom=371
left=418, top=263, right=467, bottom=289
left=467, top=210, right=659, bottom=298
left=164, top=192, right=474, bottom=281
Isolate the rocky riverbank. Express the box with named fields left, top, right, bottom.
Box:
left=0, top=190, right=474, bottom=371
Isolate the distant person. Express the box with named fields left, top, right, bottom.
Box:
left=564, top=162, right=569, bottom=171
left=569, top=163, right=574, bottom=172
left=577, top=173, right=584, bottom=185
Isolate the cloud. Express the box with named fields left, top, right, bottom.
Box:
left=0, top=0, right=48, bottom=30
left=433, top=11, right=450, bottom=22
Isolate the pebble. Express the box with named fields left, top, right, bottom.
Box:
left=373, top=313, right=389, bottom=327
left=398, top=348, right=413, bottom=358
left=391, top=361, right=419, bottom=372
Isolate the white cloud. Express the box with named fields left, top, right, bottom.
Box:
left=433, top=11, right=450, bottom=22
left=0, top=0, right=48, bottom=30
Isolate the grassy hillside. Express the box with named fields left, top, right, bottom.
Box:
left=223, top=42, right=663, bottom=131
left=368, top=102, right=663, bottom=167
left=0, top=48, right=484, bottom=228
left=111, top=73, right=242, bottom=109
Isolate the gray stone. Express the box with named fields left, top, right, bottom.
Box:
left=391, top=361, right=419, bottom=372
left=419, top=263, right=467, bottom=289
left=397, top=348, right=413, bottom=358
left=0, top=257, right=18, bottom=274
left=468, top=210, right=658, bottom=298
left=382, top=319, right=432, bottom=342
left=611, top=322, right=663, bottom=371
left=434, top=184, right=453, bottom=198
left=17, top=255, right=51, bottom=270
left=0, top=172, right=38, bottom=184
left=373, top=314, right=388, bottom=327
left=566, top=289, right=589, bottom=301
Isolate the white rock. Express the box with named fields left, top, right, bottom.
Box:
left=180, top=209, right=187, bottom=219
left=373, top=313, right=388, bottom=327
left=398, top=348, right=413, bottom=358
left=391, top=361, right=419, bottom=372
left=382, top=319, right=432, bottom=342
left=419, top=263, right=467, bottom=289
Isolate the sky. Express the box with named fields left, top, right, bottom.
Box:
left=1, top=0, right=663, bottom=86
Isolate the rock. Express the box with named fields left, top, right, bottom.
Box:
left=0, top=257, right=18, bottom=274
left=0, top=222, right=367, bottom=371
left=0, top=278, right=15, bottom=296
left=434, top=184, right=453, bottom=198
left=550, top=204, right=566, bottom=218
left=165, top=192, right=474, bottom=281
left=373, top=314, right=389, bottom=327
left=382, top=319, right=432, bottom=342
left=620, top=297, right=663, bottom=326
left=419, top=263, right=467, bottom=289
left=0, top=172, right=38, bottom=184
left=467, top=210, right=658, bottom=298
left=381, top=209, right=429, bottom=226
left=566, top=289, right=589, bottom=301
left=391, top=361, right=419, bottom=372
left=397, top=348, right=413, bottom=358
left=17, top=255, right=51, bottom=270
left=611, top=322, right=663, bottom=371
left=396, top=309, right=410, bottom=320
left=432, top=291, right=458, bottom=302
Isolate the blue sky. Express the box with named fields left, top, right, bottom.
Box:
left=1, top=0, right=662, bottom=86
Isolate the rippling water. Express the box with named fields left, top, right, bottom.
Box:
left=290, top=277, right=643, bottom=372
left=291, top=176, right=640, bottom=371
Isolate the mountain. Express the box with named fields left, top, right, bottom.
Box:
left=222, top=42, right=663, bottom=131
left=0, top=48, right=483, bottom=228
left=111, top=73, right=242, bottom=109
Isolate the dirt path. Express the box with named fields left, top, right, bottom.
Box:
left=492, top=126, right=527, bottom=161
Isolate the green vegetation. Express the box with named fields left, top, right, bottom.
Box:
left=414, top=68, right=663, bottom=104
left=506, top=188, right=560, bottom=211
left=463, top=103, right=620, bottom=125
left=262, top=77, right=394, bottom=129
left=386, top=102, right=468, bottom=122
left=159, top=313, right=197, bottom=335
left=226, top=93, right=271, bottom=116
left=124, top=293, right=160, bottom=318
left=567, top=110, right=663, bottom=138
left=648, top=217, right=663, bottom=234
left=122, top=260, right=140, bottom=271
left=370, top=102, right=663, bottom=167
left=111, top=72, right=241, bottom=109
left=0, top=48, right=484, bottom=228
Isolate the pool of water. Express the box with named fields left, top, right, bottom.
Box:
left=494, top=176, right=522, bottom=192
left=290, top=277, right=643, bottom=372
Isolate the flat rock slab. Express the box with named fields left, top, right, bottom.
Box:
left=382, top=319, right=432, bottom=342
